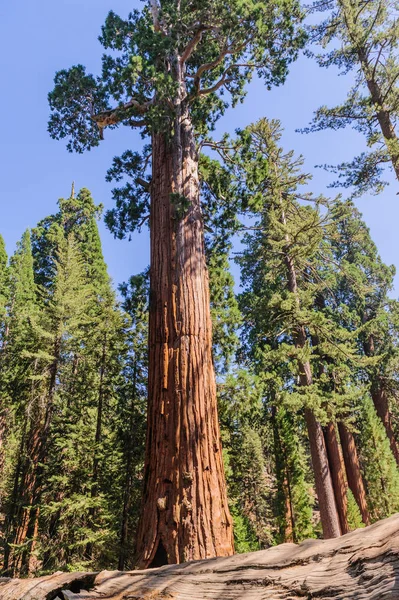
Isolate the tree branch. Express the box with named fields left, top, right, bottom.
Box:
left=180, top=25, right=216, bottom=65
left=92, top=98, right=151, bottom=130
left=149, top=0, right=167, bottom=35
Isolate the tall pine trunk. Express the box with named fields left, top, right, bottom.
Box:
left=338, top=422, right=370, bottom=525
left=135, top=109, right=233, bottom=566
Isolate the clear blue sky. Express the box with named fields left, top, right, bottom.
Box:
left=1, top=1, right=398, bottom=292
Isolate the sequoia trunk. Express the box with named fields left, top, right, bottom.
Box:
left=135, top=118, right=234, bottom=566
left=338, top=422, right=370, bottom=525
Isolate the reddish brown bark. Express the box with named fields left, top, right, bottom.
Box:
left=338, top=422, right=370, bottom=525
left=282, top=474, right=294, bottom=543
left=324, top=422, right=349, bottom=534
left=135, top=121, right=233, bottom=567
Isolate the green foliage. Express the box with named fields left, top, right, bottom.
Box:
left=274, top=407, right=315, bottom=543
left=347, top=489, right=364, bottom=531
left=48, top=0, right=304, bottom=241
left=358, top=395, right=399, bottom=520
left=304, top=0, right=399, bottom=194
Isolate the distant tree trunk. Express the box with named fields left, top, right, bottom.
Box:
left=86, top=335, right=107, bottom=561
left=118, top=362, right=138, bottom=571
left=363, top=333, right=399, bottom=466
left=323, top=422, right=349, bottom=534
left=338, top=422, right=370, bottom=525
left=5, top=341, right=60, bottom=576
left=271, top=407, right=294, bottom=543
left=135, top=107, right=234, bottom=566
left=371, top=386, right=399, bottom=466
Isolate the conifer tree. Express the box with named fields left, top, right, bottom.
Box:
left=3, top=231, right=92, bottom=575
left=0, top=235, right=8, bottom=337
left=218, top=370, right=275, bottom=550
left=305, top=0, right=399, bottom=195
left=117, top=273, right=148, bottom=570
left=0, top=234, right=9, bottom=495
left=234, top=118, right=358, bottom=538
left=273, top=406, right=315, bottom=543
left=47, top=0, right=304, bottom=566
left=0, top=230, right=40, bottom=555
left=358, top=394, right=399, bottom=519
left=329, top=199, right=399, bottom=465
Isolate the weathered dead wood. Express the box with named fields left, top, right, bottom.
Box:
left=3, top=514, right=399, bottom=599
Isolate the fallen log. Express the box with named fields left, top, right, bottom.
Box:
left=2, top=513, right=399, bottom=600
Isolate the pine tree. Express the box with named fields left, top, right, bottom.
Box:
left=273, top=406, right=315, bottom=543
left=234, top=118, right=358, bottom=538
left=0, top=234, right=9, bottom=499
left=116, top=272, right=148, bottom=570
left=358, top=394, right=399, bottom=519
left=329, top=199, right=399, bottom=465
left=218, top=370, right=275, bottom=550
left=48, top=0, right=304, bottom=567
left=304, top=0, right=399, bottom=195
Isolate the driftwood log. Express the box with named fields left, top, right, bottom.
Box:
left=2, top=513, right=399, bottom=600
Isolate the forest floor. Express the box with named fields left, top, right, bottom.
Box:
left=2, top=513, right=399, bottom=599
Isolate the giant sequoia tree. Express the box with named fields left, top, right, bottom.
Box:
left=48, top=0, right=304, bottom=566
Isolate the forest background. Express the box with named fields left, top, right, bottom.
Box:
left=1, top=0, right=398, bottom=291
left=2, top=0, right=399, bottom=577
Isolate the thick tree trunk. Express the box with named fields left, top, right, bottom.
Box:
left=4, top=514, right=399, bottom=600
left=324, top=422, right=349, bottom=534
left=304, top=408, right=341, bottom=538
left=338, top=422, right=370, bottom=525
left=135, top=118, right=233, bottom=566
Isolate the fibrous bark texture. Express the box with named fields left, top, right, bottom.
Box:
left=135, top=125, right=233, bottom=567
left=3, top=514, right=399, bottom=599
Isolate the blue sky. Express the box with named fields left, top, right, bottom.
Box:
left=1, top=1, right=398, bottom=292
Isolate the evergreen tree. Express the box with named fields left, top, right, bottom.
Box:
left=329, top=199, right=399, bottom=465
left=234, top=118, right=356, bottom=538
left=358, top=394, right=399, bottom=519
left=273, top=406, right=315, bottom=543
left=219, top=370, right=275, bottom=550
left=117, top=273, right=148, bottom=570
left=48, top=0, right=304, bottom=566
left=304, top=0, right=399, bottom=195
